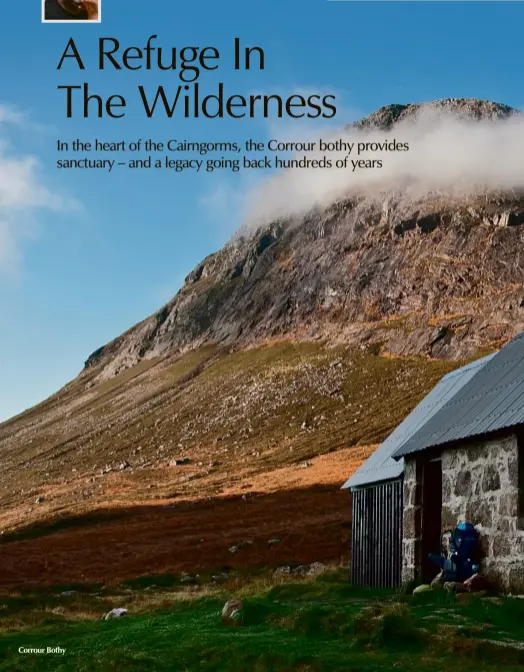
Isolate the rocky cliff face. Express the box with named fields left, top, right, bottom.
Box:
left=84, top=99, right=524, bottom=380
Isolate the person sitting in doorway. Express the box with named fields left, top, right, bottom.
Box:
left=45, top=0, right=99, bottom=21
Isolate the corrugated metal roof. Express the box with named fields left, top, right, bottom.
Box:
left=342, top=353, right=494, bottom=490
left=393, top=334, right=524, bottom=459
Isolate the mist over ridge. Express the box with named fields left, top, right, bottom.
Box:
left=241, top=98, right=522, bottom=230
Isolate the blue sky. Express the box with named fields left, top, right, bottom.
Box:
left=0, top=0, right=523, bottom=421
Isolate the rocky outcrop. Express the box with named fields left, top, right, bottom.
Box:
left=351, top=98, right=516, bottom=131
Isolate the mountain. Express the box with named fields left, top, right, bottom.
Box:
left=1, top=98, right=523, bottom=587
left=83, top=98, right=524, bottom=381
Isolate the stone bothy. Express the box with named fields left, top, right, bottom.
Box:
left=344, top=333, right=524, bottom=592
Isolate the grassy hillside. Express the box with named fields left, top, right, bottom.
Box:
left=0, top=343, right=458, bottom=533
left=0, top=343, right=466, bottom=590
left=1, top=570, right=523, bottom=671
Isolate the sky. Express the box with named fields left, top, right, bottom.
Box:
left=0, top=0, right=523, bottom=421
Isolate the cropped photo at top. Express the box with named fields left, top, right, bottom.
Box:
left=43, top=0, right=100, bottom=22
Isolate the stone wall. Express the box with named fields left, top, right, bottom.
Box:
left=402, top=457, right=422, bottom=584
left=442, top=433, right=524, bottom=592
left=402, top=432, right=524, bottom=592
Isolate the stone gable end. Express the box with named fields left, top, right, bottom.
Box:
left=402, top=432, right=524, bottom=592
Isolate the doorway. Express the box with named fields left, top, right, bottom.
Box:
left=421, top=459, right=442, bottom=583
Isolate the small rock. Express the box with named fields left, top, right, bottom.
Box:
left=268, top=538, right=280, bottom=545
left=273, top=566, right=292, bottom=577
left=228, top=540, right=253, bottom=553
left=103, top=608, right=129, bottom=620
left=430, top=571, right=445, bottom=588
left=307, top=562, right=326, bottom=576
left=35, top=496, right=45, bottom=504
left=292, top=565, right=310, bottom=575
left=170, top=458, right=191, bottom=467
left=59, top=590, right=77, bottom=597
left=221, top=599, right=244, bottom=625
left=119, top=461, right=130, bottom=471
left=212, top=572, right=229, bottom=584
left=463, top=573, right=491, bottom=593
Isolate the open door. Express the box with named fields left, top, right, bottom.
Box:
left=421, top=459, right=442, bottom=583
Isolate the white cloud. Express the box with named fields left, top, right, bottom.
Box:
left=0, top=106, right=24, bottom=125
left=0, top=104, right=77, bottom=277
left=0, top=103, right=56, bottom=134
left=241, top=107, right=524, bottom=229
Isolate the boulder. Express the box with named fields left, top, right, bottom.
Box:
left=103, top=608, right=128, bottom=620
left=307, top=562, right=326, bottom=576
left=430, top=571, right=445, bottom=588
left=444, top=581, right=466, bottom=593
left=463, top=573, right=491, bottom=593
left=170, top=458, right=191, bottom=467
left=413, top=584, right=432, bottom=595
left=292, top=565, right=310, bottom=575
left=221, top=599, right=244, bottom=625
left=212, top=572, right=229, bottom=584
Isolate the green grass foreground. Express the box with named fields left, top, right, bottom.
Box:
left=0, top=570, right=523, bottom=671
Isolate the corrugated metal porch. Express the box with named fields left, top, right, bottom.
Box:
left=351, top=479, right=403, bottom=588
